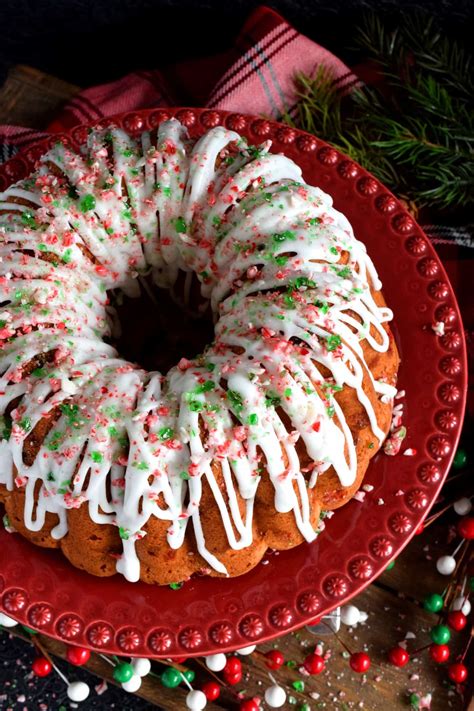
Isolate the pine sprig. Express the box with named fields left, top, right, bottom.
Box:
left=285, top=13, right=474, bottom=212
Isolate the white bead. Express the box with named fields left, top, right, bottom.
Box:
left=0, top=612, right=18, bottom=627
left=454, top=498, right=472, bottom=516
left=67, top=681, right=90, bottom=702
left=205, top=653, right=227, bottom=671
left=132, top=657, right=151, bottom=677
left=236, top=644, right=256, bottom=655
left=122, top=673, right=142, bottom=693
left=264, top=684, right=287, bottom=708
left=358, top=611, right=368, bottom=623
left=452, top=597, right=471, bottom=615
left=186, top=689, right=207, bottom=710
left=436, top=555, right=456, bottom=575
left=340, top=604, right=360, bottom=626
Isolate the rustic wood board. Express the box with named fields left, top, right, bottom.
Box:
left=0, top=64, right=471, bottom=711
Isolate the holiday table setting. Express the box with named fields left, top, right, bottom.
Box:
left=0, top=3, right=473, bottom=710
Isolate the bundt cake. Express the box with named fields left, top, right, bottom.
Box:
left=0, top=119, right=399, bottom=584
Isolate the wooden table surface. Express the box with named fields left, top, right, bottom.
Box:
left=0, top=64, right=472, bottom=711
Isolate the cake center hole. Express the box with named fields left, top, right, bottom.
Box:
left=112, top=276, right=214, bottom=373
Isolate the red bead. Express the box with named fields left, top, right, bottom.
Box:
left=171, top=656, right=188, bottom=664
left=32, top=656, right=52, bottom=677
left=66, top=646, right=91, bottom=666
left=201, top=681, right=220, bottom=701
left=447, top=610, right=467, bottom=631
left=457, top=517, right=474, bottom=540
left=415, top=523, right=424, bottom=535
left=304, top=653, right=325, bottom=674
left=240, top=699, right=259, bottom=711
left=224, top=656, right=242, bottom=676
left=388, top=646, right=410, bottom=667
left=448, top=662, right=468, bottom=683
left=429, top=644, right=450, bottom=663
left=223, top=670, right=242, bottom=686
left=350, top=652, right=371, bottom=673
left=265, top=649, right=284, bottom=669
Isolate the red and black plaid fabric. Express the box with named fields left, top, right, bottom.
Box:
left=0, top=4, right=471, bottom=416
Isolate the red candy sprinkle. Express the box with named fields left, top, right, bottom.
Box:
left=429, top=644, right=450, bottom=663
left=447, top=611, right=467, bottom=631
left=350, top=652, right=371, bottom=673
left=66, top=646, right=91, bottom=666
left=448, top=662, right=468, bottom=683
left=304, top=653, right=325, bottom=674
left=457, top=517, right=474, bottom=540
left=224, top=656, right=242, bottom=676
left=265, top=649, right=284, bottom=669
left=201, top=681, right=220, bottom=701
left=32, top=656, right=52, bottom=677
left=388, top=646, right=410, bottom=667
left=240, top=699, right=260, bottom=711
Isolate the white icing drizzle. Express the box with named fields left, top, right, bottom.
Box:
left=0, top=121, right=396, bottom=582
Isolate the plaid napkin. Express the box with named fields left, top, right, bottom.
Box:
left=0, top=4, right=472, bottom=415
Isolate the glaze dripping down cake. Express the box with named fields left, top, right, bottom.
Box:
left=0, top=120, right=399, bottom=584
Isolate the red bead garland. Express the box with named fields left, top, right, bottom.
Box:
left=388, top=646, right=410, bottom=667
left=66, top=646, right=91, bottom=666
left=240, top=699, right=260, bottom=711
left=201, top=680, right=220, bottom=701
left=448, top=662, right=468, bottom=683
left=303, top=653, right=325, bottom=674
left=429, top=644, right=450, bottom=663
left=447, top=610, right=467, bottom=631
left=350, top=652, right=371, bottom=673
left=32, top=656, right=52, bottom=677
left=265, top=649, right=285, bottom=670
left=457, top=517, right=474, bottom=540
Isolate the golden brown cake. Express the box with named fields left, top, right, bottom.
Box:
left=0, top=120, right=399, bottom=584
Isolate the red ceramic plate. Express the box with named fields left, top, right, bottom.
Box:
left=0, top=108, right=467, bottom=657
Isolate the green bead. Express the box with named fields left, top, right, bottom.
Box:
left=423, top=593, right=444, bottom=613
left=452, top=449, right=467, bottom=469
left=299, top=705, right=311, bottom=711
left=409, top=692, right=420, bottom=708
left=385, top=560, right=395, bottom=571
left=430, top=624, right=451, bottom=645
left=113, top=662, right=134, bottom=683
left=183, top=669, right=195, bottom=683
left=160, top=667, right=182, bottom=688
left=21, top=626, right=38, bottom=635
left=292, top=680, right=305, bottom=692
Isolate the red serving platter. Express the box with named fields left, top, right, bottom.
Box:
left=0, top=108, right=467, bottom=658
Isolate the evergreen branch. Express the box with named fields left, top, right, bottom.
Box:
left=285, top=12, right=474, bottom=212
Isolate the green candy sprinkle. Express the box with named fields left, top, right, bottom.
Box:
left=79, top=194, right=96, bottom=212
left=91, top=451, right=103, bottom=463
left=248, top=413, right=258, bottom=426
left=169, top=582, right=182, bottom=590
left=159, top=427, right=174, bottom=441
left=227, top=390, right=243, bottom=413
left=326, top=334, right=342, bottom=352
left=292, top=680, right=305, bottom=692
left=273, top=230, right=296, bottom=243
left=174, top=216, right=187, bottom=233
left=119, top=527, right=130, bottom=540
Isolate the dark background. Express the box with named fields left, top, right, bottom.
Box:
left=0, top=1, right=472, bottom=88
